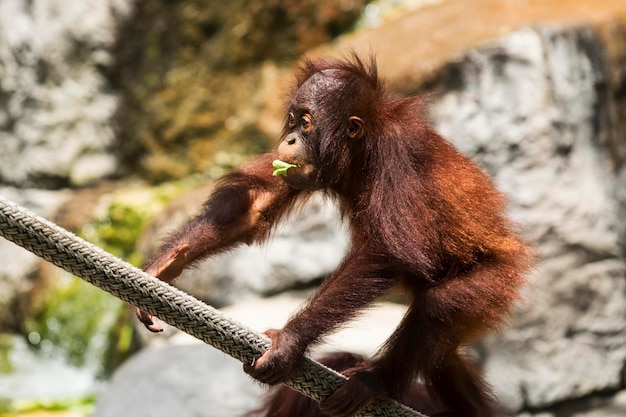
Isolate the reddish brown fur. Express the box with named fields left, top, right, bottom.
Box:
left=136, top=54, right=533, bottom=417
left=246, top=352, right=452, bottom=417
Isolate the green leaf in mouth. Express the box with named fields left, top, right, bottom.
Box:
left=272, top=159, right=298, bottom=177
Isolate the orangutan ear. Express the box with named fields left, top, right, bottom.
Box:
left=346, top=116, right=365, bottom=139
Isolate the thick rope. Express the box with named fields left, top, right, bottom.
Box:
left=0, top=195, right=425, bottom=417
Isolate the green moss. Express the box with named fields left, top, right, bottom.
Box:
left=0, top=334, right=13, bottom=373
left=113, top=0, right=369, bottom=182
left=3, top=394, right=96, bottom=415
left=24, top=275, right=125, bottom=369
left=24, top=179, right=201, bottom=375
left=82, top=178, right=201, bottom=266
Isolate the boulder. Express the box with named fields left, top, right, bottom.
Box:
left=428, top=24, right=626, bottom=412
left=93, top=344, right=264, bottom=417
left=96, top=297, right=408, bottom=417
left=0, top=0, right=131, bottom=187
left=139, top=193, right=348, bottom=308
left=132, top=11, right=626, bottom=415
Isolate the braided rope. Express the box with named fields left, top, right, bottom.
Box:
left=0, top=195, right=425, bottom=417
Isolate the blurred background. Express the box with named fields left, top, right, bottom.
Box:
left=1, top=0, right=626, bottom=416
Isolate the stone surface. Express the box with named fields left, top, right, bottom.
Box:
left=516, top=389, right=626, bottom=417
left=96, top=297, right=408, bottom=417
left=140, top=193, right=349, bottom=308
left=4, top=1, right=626, bottom=416
left=429, top=25, right=626, bottom=410
left=320, top=0, right=626, bottom=91
left=130, top=18, right=626, bottom=416
left=0, top=0, right=131, bottom=187
left=93, top=344, right=264, bottom=417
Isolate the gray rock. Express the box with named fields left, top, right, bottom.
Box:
left=134, top=23, right=626, bottom=415
left=430, top=26, right=626, bottom=410
left=97, top=297, right=409, bottom=417
left=147, top=194, right=349, bottom=308
left=136, top=295, right=409, bottom=355
left=93, top=344, right=264, bottom=417
left=515, top=389, right=626, bottom=417
left=0, top=0, right=132, bottom=187
left=221, top=297, right=408, bottom=358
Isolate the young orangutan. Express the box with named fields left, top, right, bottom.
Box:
left=135, top=54, right=532, bottom=417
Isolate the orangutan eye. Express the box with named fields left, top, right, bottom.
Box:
left=301, top=114, right=313, bottom=133
left=287, top=112, right=296, bottom=129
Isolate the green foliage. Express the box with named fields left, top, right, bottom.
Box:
left=23, top=179, right=199, bottom=375
left=272, top=159, right=298, bottom=176
left=24, top=275, right=126, bottom=369
left=86, top=202, right=147, bottom=265
left=0, top=335, right=13, bottom=373
left=82, top=178, right=200, bottom=265
left=2, top=394, right=96, bottom=415
left=113, top=0, right=369, bottom=182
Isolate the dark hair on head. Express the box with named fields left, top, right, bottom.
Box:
left=294, top=51, right=382, bottom=94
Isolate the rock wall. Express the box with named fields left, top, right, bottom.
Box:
left=0, top=0, right=131, bottom=188
left=0, top=0, right=131, bottom=337
left=2, top=1, right=626, bottom=416
left=428, top=23, right=626, bottom=414
left=122, top=20, right=626, bottom=417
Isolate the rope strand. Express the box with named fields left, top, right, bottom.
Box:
left=0, top=195, right=425, bottom=417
